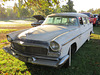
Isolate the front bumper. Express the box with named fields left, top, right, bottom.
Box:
left=3, top=45, right=69, bottom=67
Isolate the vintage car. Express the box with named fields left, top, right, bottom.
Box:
left=3, top=13, right=93, bottom=68
left=31, top=15, right=45, bottom=27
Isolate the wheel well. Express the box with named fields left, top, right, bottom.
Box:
left=71, top=42, right=77, bottom=54
left=90, top=31, right=92, bottom=35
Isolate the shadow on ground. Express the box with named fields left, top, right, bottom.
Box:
left=25, top=63, right=66, bottom=75
left=25, top=39, right=100, bottom=75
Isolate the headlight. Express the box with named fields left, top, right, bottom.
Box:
left=7, top=36, right=12, bottom=42
left=50, top=41, right=60, bottom=51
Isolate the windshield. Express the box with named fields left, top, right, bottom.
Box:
left=43, top=16, right=78, bottom=26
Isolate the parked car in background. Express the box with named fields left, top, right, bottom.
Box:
left=93, top=14, right=99, bottom=26
left=31, top=15, right=45, bottom=27
left=82, top=13, right=97, bottom=26
left=93, top=14, right=98, bottom=18
left=3, top=13, right=93, bottom=68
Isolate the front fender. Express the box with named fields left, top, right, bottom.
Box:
left=52, top=28, right=80, bottom=46
left=7, top=29, right=28, bottom=40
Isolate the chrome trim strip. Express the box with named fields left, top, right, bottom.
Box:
left=62, top=34, right=81, bottom=46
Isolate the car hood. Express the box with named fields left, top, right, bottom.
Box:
left=18, top=25, right=78, bottom=42
left=33, top=15, right=45, bottom=20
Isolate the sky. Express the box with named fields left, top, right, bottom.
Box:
left=0, top=0, right=100, bottom=12
left=0, top=0, right=18, bottom=8
left=73, top=0, right=100, bottom=12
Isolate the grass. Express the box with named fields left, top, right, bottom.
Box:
left=0, top=19, right=34, bottom=27
left=0, top=29, right=17, bottom=34
left=0, top=24, right=31, bottom=27
left=0, top=26, right=100, bottom=75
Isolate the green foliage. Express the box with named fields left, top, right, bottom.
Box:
left=28, top=0, right=59, bottom=16
left=1, top=40, right=7, bottom=43
left=79, top=10, right=86, bottom=13
left=92, top=8, right=100, bottom=14
left=67, top=0, right=74, bottom=12
left=58, top=0, right=76, bottom=12
left=13, top=0, right=31, bottom=18
left=0, top=5, right=7, bottom=19
left=0, top=29, right=17, bottom=34
left=80, top=8, right=100, bottom=14
left=87, top=8, right=94, bottom=13
left=1, top=0, right=77, bottom=19
left=54, top=0, right=76, bottom=13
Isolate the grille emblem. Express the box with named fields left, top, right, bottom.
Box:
left=20, top=41, right=24, bottom=44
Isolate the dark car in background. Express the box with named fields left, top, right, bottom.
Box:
left=31, top=15, right=45, bottom=27
left=93, top=14, right=100, bottom=26
left=93, top=14, right=98, bottom=18
left=82, top=13, right=97, bottom=26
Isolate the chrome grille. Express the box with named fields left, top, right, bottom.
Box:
left=12, top=42, right=48, bottom=56
left=20, top=39, right=49, bottom=46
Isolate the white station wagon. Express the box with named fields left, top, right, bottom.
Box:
left=3, top=13, right=93, bottom=68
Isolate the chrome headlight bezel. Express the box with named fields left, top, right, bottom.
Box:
left=7, top=35, right=12, bottom=42
left=50, top=41, right=60, bottom=52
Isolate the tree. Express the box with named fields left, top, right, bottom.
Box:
left=87, top=8, right=94, bottom=13
left=3, top=0, right=76, bottom=17
left=54, top=6, right=62, bottom=13
left=53, top=0, right=76, bottom=13
left=60, top=0, right=76, bottom=12
left=3, top=0, right=59, bottom=16
left=13, top=0, right=30, bottom=18
left=79, top=10, right=86, bottom=13
left=67, top=0, right=74, bottom=12
left=6, top=8, right=17, bottom=19
left=0, top=5, right=7, bottom=19
left=86, top=8, right=100, bottom=14
left=93, top=8, right=100, bottom=14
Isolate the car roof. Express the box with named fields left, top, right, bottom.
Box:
left=48, top=12, right=88, bottom=17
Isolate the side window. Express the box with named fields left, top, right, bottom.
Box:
left=54, top=17, right=62, bottom=24
left=62, top=18, right=68, bottom=24
left=45, top=17, right=54, bottom=24
left=79, top=17, right=83, bottom=25
left=90, top=14, right=93, bottom=18
left=82, top=17, right=87, bottom=24
left=86, top=17, right=90, bottom=24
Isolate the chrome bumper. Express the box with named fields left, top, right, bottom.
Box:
left=3, top=45, right=69, bottom=67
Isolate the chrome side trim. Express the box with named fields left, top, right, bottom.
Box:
left=62, top=34, right=81, bottom=46
left=62, top=27, right=92, bottom=46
